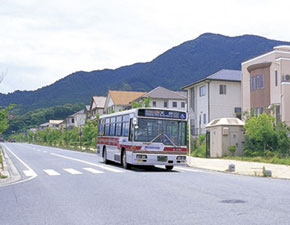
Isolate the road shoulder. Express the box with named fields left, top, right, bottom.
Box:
left=0, top=144, right=21, bottom=186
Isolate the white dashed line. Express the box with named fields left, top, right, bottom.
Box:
left=50, top=153, right=124, bottom=173
left=83, top=168, right=104, bottom=174
left=23, top=170, right=37, bottom=177
left=64, top=168, right=83, bottom=175
left=44, top=169, right=60, bottom=176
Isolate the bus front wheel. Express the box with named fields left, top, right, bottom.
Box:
left=122, top=150, right=131, bottom=170
left=103, top=148, right=108, bottom=164
left=165, top=165, right=174, bottom=171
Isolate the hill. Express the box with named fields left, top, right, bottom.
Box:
left=0, top=33, right=289, bottom=112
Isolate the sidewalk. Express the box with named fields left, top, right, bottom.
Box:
left=187, top=156, right=290, bottom=179
left=0, top=144, right=21, bottom=186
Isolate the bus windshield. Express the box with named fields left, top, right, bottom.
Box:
left=134, top=118, right=186, bottom=146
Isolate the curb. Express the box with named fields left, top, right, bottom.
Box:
left=0, top=144, right=21, bottom=186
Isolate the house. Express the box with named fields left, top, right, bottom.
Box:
left=242, top=45, right=290, bottom=125
left=104, top=90, right=146, bottom=114
left=72, top=109, right=86, bottom=127
left=132, top=86, right=187, bottom=111
left=84, top=105, right=91, bottom=120
left=39, top=122, right=49, bottom=130
left=89, top=96, right=106, bottom=120
left=182, top=69, right=242, bottom=136
left=39, top=120, right=63, bottom=130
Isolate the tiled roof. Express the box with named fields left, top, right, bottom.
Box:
left=182, top=69, right=241, bottom=89
left=138, top=86, right=186, bottom=100
left=109, top=90, right=147, bottom=105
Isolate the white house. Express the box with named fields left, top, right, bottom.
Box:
left=182, top=69, right=242, bottom=136
left=72, top=110, right=86, bottom=127
left=132, top=86, right=187, bottom=111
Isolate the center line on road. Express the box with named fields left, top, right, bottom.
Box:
left=64, top=168, right=82, bottom=175
left=50, top=153, right=124, bottom=173
left=44, top=169, right=60, bottom=176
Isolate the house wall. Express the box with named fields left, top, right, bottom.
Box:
left=195, top=82, right=209, bottom=134
left=74, top=114, right=86, bottom=127
left=209, top=81, right=241, bottom=120
left=149, top=98, right=187, bottom=111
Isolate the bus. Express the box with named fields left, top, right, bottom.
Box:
left=97, top=108, right=187, bottom=170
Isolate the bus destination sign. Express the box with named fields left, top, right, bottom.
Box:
left=139, top=109, right=186, bottom=120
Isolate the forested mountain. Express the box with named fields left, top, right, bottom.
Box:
left=1, top=33, right=289, bottom=113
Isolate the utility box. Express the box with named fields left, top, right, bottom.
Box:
left=206, top=118, right=245, bottom=157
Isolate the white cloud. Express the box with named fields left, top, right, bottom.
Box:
left=1, top=0, right=290, bottom=93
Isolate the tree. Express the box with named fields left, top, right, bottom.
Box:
left=82, top=120, right=98, bottom=147
left=0, top=105, right=14, bottom=134
left=131, top=97, right=151, bottom=108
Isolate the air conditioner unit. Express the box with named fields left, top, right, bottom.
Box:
left=282, top=74, right=290, bottom=82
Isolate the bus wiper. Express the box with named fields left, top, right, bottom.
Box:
left=164, top=134, right=177, bottom=147
left=149, top=133, right=162, bottom=144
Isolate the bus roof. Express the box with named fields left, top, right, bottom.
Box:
left=99, top=108, right=187, bottom=120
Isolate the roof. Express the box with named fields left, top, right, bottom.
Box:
left=49, top=120, right=63, bottom=125
left=206, top=118, right=244, bottom=128
left=73, top=109, right=85, bottom=115
left=182, top=69, right=241, bottom=89
left=39, top=122, right=49, bottom=127
left=136, top=86, right=187, bottom=100
left=91, top=96, right=106, bottom=109
left=109, top=90, right=147, bottom=105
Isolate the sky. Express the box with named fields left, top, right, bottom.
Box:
left=1, top=0, right=290, bottom=94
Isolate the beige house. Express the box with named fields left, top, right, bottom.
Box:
left=132, top=86, right=187, bottom=111
left=104, top=90, right=146, bottom=114
left=242, top=45, right=290, bottom=125
left=183, top=69, right=242, bottom=136
left=89, top=96, right=106, bottom=120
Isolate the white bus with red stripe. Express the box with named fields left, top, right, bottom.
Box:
left=97, top=108, right=187, bottom=170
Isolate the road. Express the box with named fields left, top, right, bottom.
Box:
left=1, top=143, right=290, bottom=225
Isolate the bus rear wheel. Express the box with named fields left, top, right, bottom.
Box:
left=165, top=165, right=174, bottom=171
left=122, top=150, right=131, bottom=170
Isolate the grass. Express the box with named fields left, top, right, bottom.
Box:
left=222, top=156, right=290, bottom=166
left=0, top=146, right=7, bottom=179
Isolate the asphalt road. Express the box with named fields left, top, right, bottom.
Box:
left=1, top=143, right=290, bottom=225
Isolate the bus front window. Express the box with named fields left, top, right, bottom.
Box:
left=134, top=118, right=186, bottom=146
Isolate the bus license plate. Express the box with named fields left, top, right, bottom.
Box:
left=157, top=156, right=167, bottom=162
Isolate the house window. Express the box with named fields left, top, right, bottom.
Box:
left=203, top=113, right=207, bottom=124
left=219, top=85, right=226, bottom=95
left=199, top=85, right=206, bottom=97
left=260, top=107, right=264, bottom=114
left=181, top=102, right=185, bottom=108
left=172, top=102, right=177, bottom=108
left=256, top=75, right=260, bottom=89
left=152, top=101, right=156, bottom=107
left=72, top=118, right=74, bottom=123
left=164, top=101, right=168, bottom=108
left=275, top=70, right=278, bottom=86
left=253, top=76, right=256, bottom=90
left=261, top=74, right=264, bottom=89
left=190, top=88, right=195, bottom=111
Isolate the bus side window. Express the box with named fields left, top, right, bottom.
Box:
left=128, top=118, right=133, bottom=141
left=105, top=118, right=110, bottom=136
left=122, top=115, right=129, bottom=137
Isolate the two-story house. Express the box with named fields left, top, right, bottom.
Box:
left=182, top=69, right=242, bottom=135
left=104, top=90, right=146, bottom=114
left=242, top=45, right=290, bottom=125
left=132, top=86, right=187, bottom=111
left=89, top=96, right=106, bottom=120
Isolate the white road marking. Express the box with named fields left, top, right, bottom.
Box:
left=175, top=166, right=204, bottom=172
left=44, top=169, right=60, bottom=176
left=2, top=144, right=38, bottom=180
left=50, top=153, right=124, bottom=173
left=23, top=170, right=37, bottom=177
left=83, top=168, right=104, bottom=174
left=43, top=151, right=48, bottom=153
left=64, top=168, right=83, bottom=175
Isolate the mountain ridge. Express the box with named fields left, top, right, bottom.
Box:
left=0, top=33, right=289, bottom=112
